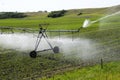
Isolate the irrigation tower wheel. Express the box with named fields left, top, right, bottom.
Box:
left=29, top=51, right=37, bottom=58
left=53, top=46, right=59, bottom=53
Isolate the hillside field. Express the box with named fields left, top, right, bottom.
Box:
left=0, top=5, right=120, bottom=80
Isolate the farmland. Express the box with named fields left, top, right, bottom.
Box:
left=41, top=61, right=120, bottom=80
left=0, top=5, right=120, bottom=80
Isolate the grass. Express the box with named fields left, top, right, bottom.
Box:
left=40, top=61, right=120, bottom=80
left=0, top=8, right=103, bottom=29
left=0, top=50, right=70, bottom=79
left=0, top=5, right=120, bottom=80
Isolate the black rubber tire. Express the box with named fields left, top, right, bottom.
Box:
left=29, top=51, right=37, bottom=58
left=53, top=46, right=59, bottom=53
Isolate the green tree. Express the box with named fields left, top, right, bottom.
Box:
left=47, top=10, right=66, bottom=18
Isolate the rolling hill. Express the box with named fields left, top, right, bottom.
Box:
left=0, top=5, right=120, bottom=80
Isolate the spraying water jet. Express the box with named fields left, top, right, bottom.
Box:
left=82, top=19, right=91, bottom=28
left=82, top=11, right=120, bottom=28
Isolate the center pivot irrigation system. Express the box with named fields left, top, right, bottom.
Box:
left=0, top=24, right=82, bottom=58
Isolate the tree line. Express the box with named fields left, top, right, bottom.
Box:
left=0, top=12, right=27, bottom=19
left=47, top=10, right=66, bottom=18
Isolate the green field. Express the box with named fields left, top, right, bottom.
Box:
left=0, top=5, right=120, bottom=80
left=41, top=61, right=120, bottom=80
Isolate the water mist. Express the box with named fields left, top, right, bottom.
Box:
left=91, top=11, right=120, bottom=24
left=82, top=19, right=91, bottom=28
left=82, top=11, right=120, bottom=28
left=0, top=34, right=98, bottom=61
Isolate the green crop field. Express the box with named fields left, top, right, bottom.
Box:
left=41, top=61, right=120, bottom=80
left=0, top=5, right=120, bottom=80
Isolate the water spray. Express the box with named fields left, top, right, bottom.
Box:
left=91, top=11, right=120, bottom=24
left=82, top=11, right=120, bottom=28
left=82, top=19, right=91, bottom=28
